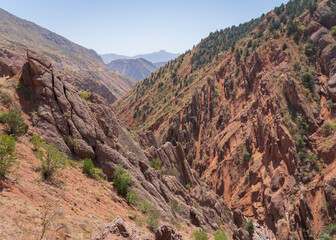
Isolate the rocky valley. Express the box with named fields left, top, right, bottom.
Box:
left=1, top=0, right=336, bottom=240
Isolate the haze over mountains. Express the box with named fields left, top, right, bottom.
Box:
left=100, top=50, right=180, bottom=64
left=101, top=50, right=180, bottom=81
left=0, top=8, right=135, bottom=103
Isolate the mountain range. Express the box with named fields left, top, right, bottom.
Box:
left=100, top=50, right=180, bottom=64
left=107, top=58, right=166, bottom=81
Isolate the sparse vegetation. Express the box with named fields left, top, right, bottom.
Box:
left=321, top=122, right=336, bottom=137
left=36, top=143, right=67, bottom=181
left=213, top=230, right=229, bottom=240
left=138, top=200, right=153, bottom=214
left=83, top=158, right=102, bottom=179
left=0, top=109, right=26, bottom=137
left=0, top=134, right=18, bottom=177
left=193, top=229, right=208, bottom=240
left=79, top=91, right=91, bottom=101
left=168, top=199, right=180, bottom=212
left=149, top=158, right=163, bottom=171
left=244, top=219, right=255, bottom=237
left=113, top=164, right=132, bottom=197
left=126, top=189, right=139, bottom=206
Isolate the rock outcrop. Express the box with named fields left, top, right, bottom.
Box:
left=92, top=216, right=151, bottom=240
left=155, top=224, right=182, bottom=240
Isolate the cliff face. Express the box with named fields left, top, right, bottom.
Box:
left=115, top=1, right=336, bottom=239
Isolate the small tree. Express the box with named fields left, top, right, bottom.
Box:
left=0, top=109, right=26, bottom=137
left=37, top=144, right=67, bottom=180
left=244, top=219, right=255, bottom=237
left=146, top=209, right=160, bottom=232
left=83, top=158, right=98, bottom=179
left=126, top=189, right=139, bottom=206
left=0, top=134, right=18, bottom=177
left=31, top=135, right=45, bottom=151
left=113, top=164, right=132, bottom=197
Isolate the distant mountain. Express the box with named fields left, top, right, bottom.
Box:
left=100, top=53, right=130, bottom=64
left=100, top=50, right=179, bottom=64
left=0, top=8, right=135, bottom=102
left=107, top=58, right=163, bottom=81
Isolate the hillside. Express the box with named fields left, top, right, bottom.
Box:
left=100, top=50, right=179, bottom=64
left=0, top=8, right=136, bottom=102
left=114, top=0, right=336, bottom=239
left=0, top=50, right=262, bottom=239
left=107, top=58, right=162, bottom=81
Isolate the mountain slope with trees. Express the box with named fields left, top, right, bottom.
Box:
left=115, top=0, right=336, bottom=239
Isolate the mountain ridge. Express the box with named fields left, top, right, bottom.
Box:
left=100, top=50, right=179, bottom=64
left=0, top=7, right=135, bottom=102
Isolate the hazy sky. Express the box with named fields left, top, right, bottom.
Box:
left=0, top=0, right=288, bottom=56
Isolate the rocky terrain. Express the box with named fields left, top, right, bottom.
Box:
left=0, top=8, right=136, bottom=103
left=115, top=0, right=336, bottom=239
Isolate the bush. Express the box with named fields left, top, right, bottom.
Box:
left=0, top=134, right=18, bottom=177
left=301, top=70, right=315, bottom=92
left=282, top=43, right=288, bottom=51
left=0, top=109, right=26, bottom=137
left=168, top=199, right=180, bottom=212
left=0, top=89, right=13, bottom=106
left=193, top=229, right=208, bottom=240
left=242, top=146, right=250, bottom=163
left=37, top=144, right=67, bottom=180
left=213, top=230, right=229, bottom=240
left=30, top=134, right=45, bottom=151
left=83, top=158, right=100, bottom=179
left=113, top=164, right=132, bottom=197
left=138, top=200, right=153, bottom=214
left=304, top=43, right=316, bottom=60
left=321, top=122, right=336, bottom=137
left=149, top=158, right=163, bottom=171
left=146, top=210, right=160, bottom=232
left=293, top=61, right=301, bottom=71
left=244, top=219, right=255, bottom=237
left=126, top=189, right=139, bottom=206
left=79, top=91, right=91, bottom=101
left=293, top=32, right=301, bottom=43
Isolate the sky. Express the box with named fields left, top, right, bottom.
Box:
left=0, top=0, right=289, bottom=56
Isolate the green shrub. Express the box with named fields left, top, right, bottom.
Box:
left=242, top=146, right=250, bottom=163
left=126, top=189, right=139, bottom=206
left=113, top=164, right=132, bottom=197
left=244, top=219, right=255, bottom=236
left=83, top=158, right=101, bottom=179
left=282, top=42, right=288, bottom=51
left=320, top=222, right=336, bottom=240
left=79, top=91, right=91, bottom=101
left=193, top=229, right=208, bottom=240
left=321, top=122, right=336, bottom=137
left=185, top=183, right=191, bottom=189
left=213, top=230, right=229, bottom=240
left=146, top=210, right=160, bottom=232
left=0, top=134, right=18, bottom=177
left=168, top=199, right=180, bottom=212
left=304, top=43, right=316, bottom=60
left=30, top=134, right=45, bottom=151
left=37, top=144, right=67, bottom=180
left=0, top=109, right=26, bottom=137
left=149, top=158, right=163, bottom=171
left=301, top=70, right=315, bottom=92
left=293, top=32, right=301, bottom=43
left=293, top=61, right=301, bottom=72
left=138, top=200, right=153, bottom=214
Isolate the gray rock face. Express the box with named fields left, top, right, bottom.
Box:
left=92, top=216, right=151, bottom=240
left=328, top=74, right=336, bottom=100
left=155, top=224, right=182, bottom=240
left=20, top=49, right=236, bottom=232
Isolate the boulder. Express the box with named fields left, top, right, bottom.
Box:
left=155, top=224, right=182, bottom=240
